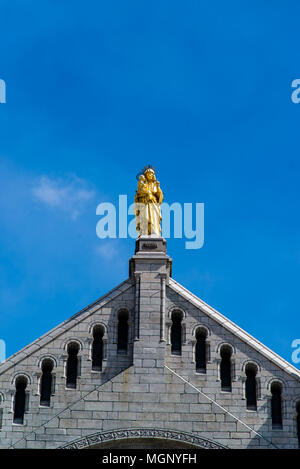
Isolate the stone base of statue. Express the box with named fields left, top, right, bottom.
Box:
left=129, top=235, right=172, bottom=277
left=135, top=235, right=167, bottom=254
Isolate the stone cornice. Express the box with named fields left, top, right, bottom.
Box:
left=0, top=279, right=132, bottom=375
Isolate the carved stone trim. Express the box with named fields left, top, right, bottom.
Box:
left=60, top=427, right=227, bottom=449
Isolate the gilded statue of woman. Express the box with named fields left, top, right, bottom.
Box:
left=134, top=166, right=163, bottom=237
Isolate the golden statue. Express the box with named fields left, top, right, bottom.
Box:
left=134, top=166, right=163, bottom=237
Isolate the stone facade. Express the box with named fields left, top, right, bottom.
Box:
left=0, top=237, right=299, bottom=449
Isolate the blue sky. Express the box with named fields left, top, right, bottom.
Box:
left=0, top=1, right=299, bottom=366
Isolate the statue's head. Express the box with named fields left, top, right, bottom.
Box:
left=136, top=165, right=156, bottom=183
left=144, top=168, right=155, bottom=182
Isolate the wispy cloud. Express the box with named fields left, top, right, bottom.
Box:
left=32, top=174, right=95, bottom=219
left=95, top=241, right=119, bottom=260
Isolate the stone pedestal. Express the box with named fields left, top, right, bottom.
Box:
left=129, top=236, right=172, bottom=367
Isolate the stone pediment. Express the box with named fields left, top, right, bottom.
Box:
left=168, top=278, right=300, bottom=380
left=0, top=279, right=132, bottom=375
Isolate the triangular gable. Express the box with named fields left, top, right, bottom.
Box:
left=169, top=277, right=300, bottom=380
left=2, top=274, right=299, bottom=381
left=0, top=278, right=133, bottom=375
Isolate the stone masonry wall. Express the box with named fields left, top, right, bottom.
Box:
left=0, top=238, right=299, bottom=449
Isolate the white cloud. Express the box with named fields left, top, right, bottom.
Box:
left=95, top=241, right=119, bottom=260
left=32, top=174, right=95, bottom=219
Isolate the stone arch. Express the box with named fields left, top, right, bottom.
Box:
left=217, top=343, right=235, bottom=390
left=166, top=308, right=186, bottom=348
left=192, top=324, right=210, bottom=338
left=11, top=372, right=32, bottom=387
left=241, top=360, right=262, bottom=402
left=39, top=357, right=55, bottom=407
left=0, top=392, right=3, bottom=429
left=64, top=341, right=81, bottom=389
left=60, top=428, right=228, bottom=449
left=216, top=341, right=236, bottom=355
left=295, top=399, right=300, bottom=447
left=88, top=321, right=108, bottom=337
left=112, top=306, right=134, bottom=346
left=292, top=395, right=300, bottom=409
left=12, top=374, right=30, bottom=425
left=37, top=355, right=57, bottom=369
left=62, top=338, right=83, bottom=353
left=167, top=306, right=186, bottom=320
left=89, top=322, right=107, bottom=370
left=241, top=359, right=261, bottom=374
left=267, top=377, right=286, bottom=394
left=191, top=325, right=211, bottom=371
left=269, top=379, right=284, bottom=428
left=112, top=304, right=134, bottom=327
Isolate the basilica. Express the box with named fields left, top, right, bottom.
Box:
left=0, top=169, right=299, bottom=449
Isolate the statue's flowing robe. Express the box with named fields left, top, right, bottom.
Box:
left=134, top=181, right=163, bottom=236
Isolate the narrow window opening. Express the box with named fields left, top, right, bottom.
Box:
left=220, top=345, right=232, bottom=392
left=40, top=359, right=54, bottom=406
left=92, top=326, right=104, bottom=371
left=171, top=311, right=182, bottom=355
left=195, top=329, right=207, bottom=373
left=13, top=377, right=27, bottom=424
left=117, top=311, right=128, bottom=354
left=66, top=343, right=79, bottom=389
left=245, top=364, right=257, bottom=410
left=0, top=395, right=3, bottom=430
left=296, top=401, right=300, bottom=448
left=271, top=382, right=283, bottom=428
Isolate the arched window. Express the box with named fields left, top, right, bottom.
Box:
left=0, top=393, right=3, bottom=430
left=66, top=342, right=79, bottom=389
left=271, top=382, right=283, bottom=428
left=220, top=345, right=232, bottom=392
left=195, top=328, right=207, bottom=373
left=245, top=363, right=257, bottom=410
left=296, top=401, right=300, bottom=448
left=92, top=325, right=104, bottom=371
left=13, top=376, right=28, bottom=424
left=117, top=310, right=129, bottom=354
left=40, top=359, right=54, bottom=406
left=171, top=311, right=182, bottom=355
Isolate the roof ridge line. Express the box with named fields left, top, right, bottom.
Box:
left=0, top=278, right=132, bottom=375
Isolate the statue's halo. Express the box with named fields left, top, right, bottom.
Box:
left=136, top=165, right=156, bottom=180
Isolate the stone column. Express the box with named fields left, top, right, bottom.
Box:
left=134, top=273, right=140, bottom=341
left=160, top=273, right=167, bottom=343
left=129, top=236, right=172, bottom=368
